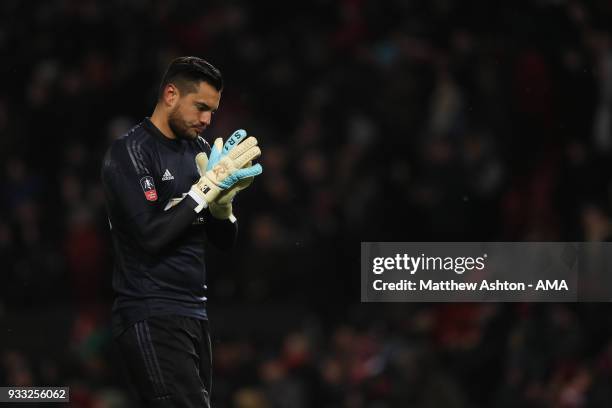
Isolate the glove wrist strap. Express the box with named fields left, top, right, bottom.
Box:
left=188, top=188, right=208, bottom=213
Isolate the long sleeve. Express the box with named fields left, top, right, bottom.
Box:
left=129, top=196, right=201, bottom=253
left=101, top=139, right=203, bottom=254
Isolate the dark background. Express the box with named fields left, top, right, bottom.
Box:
left=3, top=0, right=612, bottom=406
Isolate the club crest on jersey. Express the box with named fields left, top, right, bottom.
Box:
left=140, top=176, right=158, bottom=201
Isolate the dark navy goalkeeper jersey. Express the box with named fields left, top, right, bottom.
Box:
left=101, top=118, right=235, bottom=336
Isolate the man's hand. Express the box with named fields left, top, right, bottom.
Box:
left=189, top=129, right=262, bottom=214
left=208, top=160, right=255, bottom=221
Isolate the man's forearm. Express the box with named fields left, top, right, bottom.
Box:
left=131, top=196, right=200, bottom=253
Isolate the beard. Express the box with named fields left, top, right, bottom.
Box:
left=168, top=106, right=198, bottom=140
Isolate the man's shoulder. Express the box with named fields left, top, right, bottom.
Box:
left=113, top=121, right=155, bottom=148
left=103, top=121, right=156, bottom=174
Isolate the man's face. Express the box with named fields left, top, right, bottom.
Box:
left=167, top=81, right=221, bottom=140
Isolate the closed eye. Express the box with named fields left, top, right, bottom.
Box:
left=196, top=103, right=217, bottom=115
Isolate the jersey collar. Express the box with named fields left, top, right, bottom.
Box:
left=143, top=117, right=185, bottom=152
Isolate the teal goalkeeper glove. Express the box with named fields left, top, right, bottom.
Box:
left=204, top=129, right=262, bottom=220
left=196, top=153, right=257, bottom=221
left=189, top=129, right=262, bottom=213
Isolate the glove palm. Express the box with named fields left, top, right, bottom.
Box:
left=192, top=129, right=262, bottom=218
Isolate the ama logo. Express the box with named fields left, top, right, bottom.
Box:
left=140, top=176, right=158, bottom=201
left=535, top=280, right=569, bottom=291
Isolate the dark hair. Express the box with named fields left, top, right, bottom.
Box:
left=158, top=56, right=223, bottom=99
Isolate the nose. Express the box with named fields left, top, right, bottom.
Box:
left=200, top=111, right=212, bottom=126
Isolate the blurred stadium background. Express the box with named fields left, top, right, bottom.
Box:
left=3, top=0, right=612, bottom=406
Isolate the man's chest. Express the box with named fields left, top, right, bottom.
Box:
left=152, top=148, right=200, bottom=202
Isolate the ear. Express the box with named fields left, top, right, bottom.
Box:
left=162, top=83, right=180, bottom=108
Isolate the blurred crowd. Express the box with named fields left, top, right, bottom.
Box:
left=3, top=0, right=612, bottom=406
left=5, top=303, right=612, bottom=408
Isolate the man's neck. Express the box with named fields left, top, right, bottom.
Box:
left=150, top=108, right=176, bottom=140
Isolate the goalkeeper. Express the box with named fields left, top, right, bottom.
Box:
left=100, top=56, right=262, bottom=408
